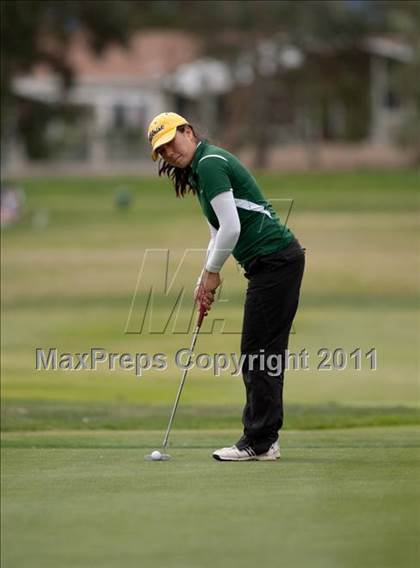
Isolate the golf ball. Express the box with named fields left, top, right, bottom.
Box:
left=151, top=450, right=162, bottom=460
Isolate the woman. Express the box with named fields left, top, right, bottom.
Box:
left=147, top=112, right=305, bottom=461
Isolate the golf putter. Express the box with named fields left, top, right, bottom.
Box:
left=145, top=301, right=207, bottom=461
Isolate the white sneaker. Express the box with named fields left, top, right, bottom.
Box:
left=212, top=441, right=280, bottom=462
left=212, top=445, right=257, bottom=461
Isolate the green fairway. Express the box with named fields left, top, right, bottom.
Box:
left=2, top=170, right=420, bottom=427
left=2, top=427, right=420, bottom=568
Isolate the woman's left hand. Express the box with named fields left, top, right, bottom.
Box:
left=196, top=271, right=220, bottom=312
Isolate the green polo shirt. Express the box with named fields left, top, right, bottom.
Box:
left=188, top=140, right=294, bottom=268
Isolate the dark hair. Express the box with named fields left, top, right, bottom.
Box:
left=158, top=124, right=201, bottom=198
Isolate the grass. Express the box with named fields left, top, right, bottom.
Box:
left=2, top=427, right=420, bottom=568
left=1, top=170, right=419, bottom=566
left=1, top=170, right=420, bottom=429
left=2, top=400, right=420, bottom=432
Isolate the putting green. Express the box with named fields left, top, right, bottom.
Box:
left=2, top=427, right=419, bottom=568
left=2, top=171, right=419, bottom=566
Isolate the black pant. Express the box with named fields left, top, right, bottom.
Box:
left=237, top=238, right=306, bottom=454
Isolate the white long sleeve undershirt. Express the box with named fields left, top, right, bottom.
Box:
left=196, top=221, right=217, bottom=287
left=204, top=190, right=241, bottom=273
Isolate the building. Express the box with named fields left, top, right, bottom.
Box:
left=4, top=30, right=415, bottom=171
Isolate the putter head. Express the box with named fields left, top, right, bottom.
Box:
left=144, top=451, right=171, bottom=461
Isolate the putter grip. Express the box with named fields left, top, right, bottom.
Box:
left=197, top=302, right=207, bottom=328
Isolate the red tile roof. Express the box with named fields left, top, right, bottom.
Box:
left=33, top=29, right=202, bottom=81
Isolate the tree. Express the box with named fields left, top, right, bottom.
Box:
left=385, top=0, right=420, bottom=160
left=1, top=1, right=137, bottom=96
left=1, top=0, right=139, bottom=158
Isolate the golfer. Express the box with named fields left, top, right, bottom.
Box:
left=148, top=112, right=305, bottom=461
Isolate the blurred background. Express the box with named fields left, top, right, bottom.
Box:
left=1, top=0, right=419, bottom=430
left=2, top=0, right=420, bottom=175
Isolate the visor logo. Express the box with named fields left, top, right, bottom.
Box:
left=148, top=124, right=165, bottom=143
